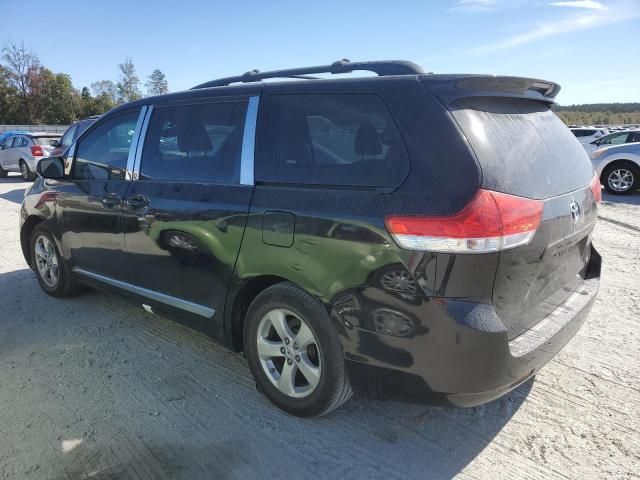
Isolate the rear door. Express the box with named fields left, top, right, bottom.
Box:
left=121, top=97, right=255, bottom=330
left=15, top=136, right=31, bottom=165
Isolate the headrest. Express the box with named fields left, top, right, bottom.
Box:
left=355, top=122, right=382, bottom=156
left=178, top=124, right=212, bottom=152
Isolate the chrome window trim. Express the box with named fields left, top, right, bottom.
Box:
left=240, top=95, right=259, bottom=186
left=126, top=105, right=149, bottom=180
left=131, top=105, right=154, bottom=180
left=73, top=267, right=215, bottom=318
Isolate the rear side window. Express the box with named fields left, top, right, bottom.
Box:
left=256, top=94, right=409, bottom=188
left=451, top=97, right=594, bottom=199
left=140, top=101, right=247, bottom=183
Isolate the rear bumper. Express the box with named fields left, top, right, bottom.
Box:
left=339, top=247, right=601, bottom=407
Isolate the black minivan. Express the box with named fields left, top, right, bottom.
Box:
left=22, top=60, right=601, bottom=417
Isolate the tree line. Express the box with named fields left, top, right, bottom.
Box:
left=0, top=42, right=169, bottom=125
left=554, top=110, right=640, bottom=126
left=553, top=102, right=640, bottom=125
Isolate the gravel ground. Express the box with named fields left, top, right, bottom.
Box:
left=0, top=175, right=638, bottom=480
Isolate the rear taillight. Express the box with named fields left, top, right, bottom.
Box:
left=31, top=145, right=44, bottom=157
left=385, top=189, right=543, bottom=253
left=589, top=174, right=602, bottom=203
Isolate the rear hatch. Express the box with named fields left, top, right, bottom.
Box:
left=424, top=77, right=598, bottom=339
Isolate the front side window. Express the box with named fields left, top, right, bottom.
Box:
left=139, top=101, right=247, bottom=183
left=256, top=93, right=409, bottom=187
left=60, top=125, right=78, bottom=149
left=73, top=109, right=140, bottom=180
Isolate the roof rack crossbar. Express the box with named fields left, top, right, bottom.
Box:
left=191, top=59, right=424, bottom=89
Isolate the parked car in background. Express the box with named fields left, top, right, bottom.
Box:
left=570, top=127, right=608, bottom=145
left=591, top=142, right=640, bottom=194
left=583, top=129, right=640, bottom=155
left=50, top=116, right=100, bottom=157
left=23, top=60, right=601, bottom=417
left=0, top=132, right=60, bottom=180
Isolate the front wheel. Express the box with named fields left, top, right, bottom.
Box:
left=30, top=224, right=81, bottom=297
left=602, top=162, right=639, bottom=195
left=244, top=283, right=352, bottom=417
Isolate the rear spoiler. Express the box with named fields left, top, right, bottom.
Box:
left=421, top=75, right=561, bottom=105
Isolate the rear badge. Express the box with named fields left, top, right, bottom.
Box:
left=142, top=304, right=154, bottom=314
left=570, top=201, right=581, bottom=224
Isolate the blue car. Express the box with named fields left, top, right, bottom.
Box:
left=0, top=130, right=30, bottom=144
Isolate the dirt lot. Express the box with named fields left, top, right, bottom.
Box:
left=0, top=175, right=638, bottom=480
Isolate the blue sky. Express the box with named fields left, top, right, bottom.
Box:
left=2, top=0, right=639, bottom=105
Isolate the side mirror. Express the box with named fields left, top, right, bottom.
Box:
left=50, top=139, right=61, bottom=148
left=37, top=156, right=65, bottom=179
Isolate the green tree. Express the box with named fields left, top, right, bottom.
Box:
left=0, top=65, right=17, bottom=123
left=1, top=41, right=41, bottom=123
left=145, top=69, right=168, bottom=96
left=116, top=58, right=141, bottom=104
left=30, top=68, right=78, bottom=124
left=90, top=80, right=117, bottom=104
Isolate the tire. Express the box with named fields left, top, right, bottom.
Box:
left=0, top=164, right=7, bottom=178
left=244, top=283, right=352, bottom=417
left=602, top=161, right=639, bottom=195
left=30, top=224, right=81, bottom=298
left=20, top=159, right=36, bottom=181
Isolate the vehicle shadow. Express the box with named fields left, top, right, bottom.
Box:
left=0, top=174, right=28, bottom=183
left=0, top=187, right=26, bottom=204
left=601, top=191, right=640, bottom=206
left=0, top=268, right=532, bottom=480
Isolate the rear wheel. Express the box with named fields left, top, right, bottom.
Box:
left=0, top=164, right=7, bottom=178
left=602, top=161, right=639, bottom=195
left=30, top=224, right=81, bottom=297
left=20, top=159, right=36, bottom=181
left=244, top=283, right=352, bottom=417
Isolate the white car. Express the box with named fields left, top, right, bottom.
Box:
left=591, top=142, right=640, bottom=194
left=583, top=129, right=640, bottom=155
left=0, top=132, right=59, bottom=180
left=570, top=127, right=608, bottom=145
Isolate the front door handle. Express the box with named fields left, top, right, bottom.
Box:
left=125, top=194, right=150, bottom=209
left=102, top=194, right=121, bottom=207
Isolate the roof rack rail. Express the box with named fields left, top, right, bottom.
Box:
left=191, top=59, right=425, bottom=89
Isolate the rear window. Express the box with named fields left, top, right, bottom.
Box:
left=256, top=93, right=409, bottom=188
left=33, top=136, right=59, bottom=146
left=451, top=97, right=594, bottom=199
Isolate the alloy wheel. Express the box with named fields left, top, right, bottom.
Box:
left=34, top=235, right=59, bottom=288
left=380, top=269, right=417, bottom=294
left=256, top=308, right=321, bottom=398
left=608, top=168, right=634, bottom=192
